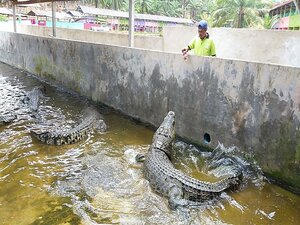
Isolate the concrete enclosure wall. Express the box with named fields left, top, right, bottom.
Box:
left=0, top=31, right=299, bottom=192
left=13, top=24, right=300, bottom=68
left=17, top=24, right=164, bottom=51
left=163, top=26, right=300, bottom=68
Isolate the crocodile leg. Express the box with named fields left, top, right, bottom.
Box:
left=168, top=184, right=188, bottom=210
left=168, top=185, right=193, bottom=221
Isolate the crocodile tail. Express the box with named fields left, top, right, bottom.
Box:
left=214, top=176, right=237, bottom=191
left=31, top=130, right=52, bottom=144
left=176, top=170, right=239, bottom=193
left=31, top=130, right=63, bottom=145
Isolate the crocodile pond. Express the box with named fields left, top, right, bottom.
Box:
left=0, top=62, right=300, bottom=225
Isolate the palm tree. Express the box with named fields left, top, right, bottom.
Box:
left=135, top=0, right=151, bottom=13
left=111, top=0, right=125, bottom=10
left=97, top=0, right=111, bottom=8
left=148, top=0, right=164, bottom=15
left=262, top=14, right=279, bottom=29
left=187, top=0, right=203, bottom=19
left=164, top=0, right=182, bottom=17
left=199, top=12, right=214, bottom=27
left=213, top=0, right=272, bottom=28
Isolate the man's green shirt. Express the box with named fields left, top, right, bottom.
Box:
left=188, top=36, right=216, bottom=56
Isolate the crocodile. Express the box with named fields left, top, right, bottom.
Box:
left=0, top=86, right=45, bottom=126
left=0, top=113, right=17, bottom=125
left=143, top=111, right=241, bottom=210
left=31, top=106, right=107, bottom=145
left=22, top=86, right=46, bottom=112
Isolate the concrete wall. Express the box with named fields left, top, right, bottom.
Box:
left=164, top=26, right=300, bottom=68
left=15, top=24, right=300, bottom=68
left=0, top=31, right=299, bottom=192
left=17, top=24, right=163, bottom=51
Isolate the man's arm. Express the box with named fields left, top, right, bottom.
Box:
left=210, top=41, right=216, bottom=57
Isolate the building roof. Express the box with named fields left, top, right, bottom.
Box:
left=76, top=5, right=193, bottom=24
left=4, top=0, right=74, bottom=4
left=17, top=3, right=42, bottom=7
left=27, top=9, right=72, bottom=19
left=0, top=7, right=13, bottom=15
left=52, top=11, right=72, bottom=19
left=135, top=13, right=193, bottom=24
left=67, top=10, right=82, bottom=18
left=27, top=9, right=46, bottom=16
left=77, top=5, right=128, bottom=18
left=270, top=0, right=294, bottom=11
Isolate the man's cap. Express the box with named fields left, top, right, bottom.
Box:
left=198, top=20, right=208, bottom=30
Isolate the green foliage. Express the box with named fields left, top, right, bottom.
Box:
left=187, top=0, right=203, bottom=19
left=213, top=0, right=273, bottom=28
left=0, top=14, right=8, bottom=22
left=135, top=0, right=151, bottom=13
left=80, top=0, right=273, bottom=28
left=262, top=14, right=279, bottom=29
left=96, top=0, right=127, bottom=10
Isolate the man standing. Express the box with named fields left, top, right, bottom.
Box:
left=182, top=20, right=216, bottom=59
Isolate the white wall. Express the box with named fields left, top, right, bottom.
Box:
left=12, top=24, right=300, bottom=67
left=163, top=26, right=300, bottom=68
left=17, top=24, right=164, bottom=51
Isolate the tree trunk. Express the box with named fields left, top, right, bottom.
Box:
left=182, top=0, right=186, bottom=17
left=237, top=7, right=243, bottom=28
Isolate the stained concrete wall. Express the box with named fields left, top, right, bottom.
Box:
left=0, top=31, right=299, bottom=192
left=15, top=24, right=300, bottom=68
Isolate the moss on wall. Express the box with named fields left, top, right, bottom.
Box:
left=33, top=56, right=83, bottom=94
left=260, top=120, right=300, bottom=193
left=72, top=70, right=82, bottom=93
left=296, top=144, right=300, bottom=161
left=33, top=56, right=56, bottom=81
left=266, top=169, right=300, bottom=194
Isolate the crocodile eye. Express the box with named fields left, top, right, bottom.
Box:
left=168, top=111, right=175, bottom=116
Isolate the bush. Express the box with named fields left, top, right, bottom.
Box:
left=0, top=15, right=8, bottom=22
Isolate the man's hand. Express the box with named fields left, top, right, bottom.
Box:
left=181, top=48, right=188, bottom=54
left=181, top=48, right=189, bottom=61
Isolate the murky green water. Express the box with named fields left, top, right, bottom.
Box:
left=0, top=62, right=300, bottom=225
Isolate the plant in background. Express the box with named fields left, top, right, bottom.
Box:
left=213, top=0, right=273, bottom=28
left=0, top=14, right=8, bottom=22
left=187, top=0, right=203, bottom=19
left=262, top=14, right=279, bottom=29
left=198, top=12, right=214, bottom=27
left=135, top=0, right=151, bottom=13
left=83, top=0, right=273, bottom=29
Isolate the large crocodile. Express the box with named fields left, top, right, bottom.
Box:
left=0, top=113, right=17, bottom=125
left=22, top=86, right=46, bottom=112
left=143, top=111, right=241, bottom=209
left=31, top=106, right=107, bottom=145
left=0, top=86, right=45, bottom=125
